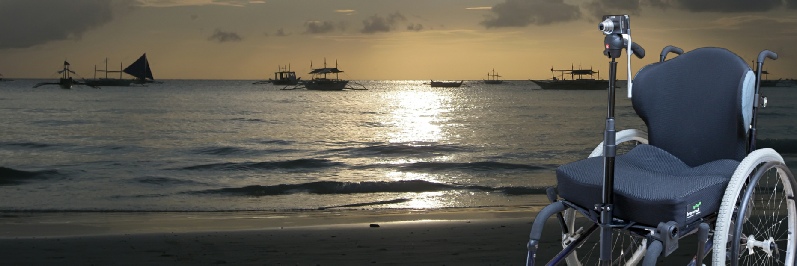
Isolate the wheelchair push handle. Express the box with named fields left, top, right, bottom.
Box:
left=757, top=50, right=778, bottom=63
left=630, top=42, right=645, bottom=59
left=659, top=45, right=683, bottom=62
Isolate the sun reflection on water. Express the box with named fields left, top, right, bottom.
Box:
left=384, top=90, right=449, bottom=143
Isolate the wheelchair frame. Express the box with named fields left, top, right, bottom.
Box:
left=525, top=32, right=795, bottom=265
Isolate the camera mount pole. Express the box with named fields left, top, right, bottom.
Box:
left=599, top=32, right=626, bottom=266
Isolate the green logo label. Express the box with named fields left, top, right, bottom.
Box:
left=687, top=201, right=702, bottom=220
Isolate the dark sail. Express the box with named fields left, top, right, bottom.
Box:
left=123, top=53, right=154, bottom=80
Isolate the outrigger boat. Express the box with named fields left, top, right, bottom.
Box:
left=305, top=59, right=349, bottom=91
left=33, top=61, right=96, bottom=89
left=532, top=64, right=608, bottom=90
left=254, top=64, right=300, bottom=85
left=484, top=69, right=503, bottom=84
left=430, top=80, right=464, bottom=87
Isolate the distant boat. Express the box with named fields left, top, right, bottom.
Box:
left=532, top=65, right=608, bottom=90
left=758, top=70, right=789, bottom=87
left=33, top=61, right=95, bottom=89
left=484, top=69, right=503, bottom=84
left=305, top=59, right=349, bottom=91
left=430, top=80, right=464, bottom=87
left=0, top=73, right=11, bottom=82
left=84, top=53, right=155, bottom=87
left=270, top=65, right=301, bottom=85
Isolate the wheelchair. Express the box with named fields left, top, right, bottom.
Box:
left=525, top=38, right=796, bottom=265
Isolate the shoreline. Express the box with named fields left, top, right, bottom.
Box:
left=0, top=206, right=703, bottom=265
left=0, top=206, right=544, bottom=238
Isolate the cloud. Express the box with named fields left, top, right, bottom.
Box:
left=136, top=0, right=251, bottom=7
left=584, top=0, right=641, bottom=19
left=304, top=21, right=336, bottom=34
left=275, top=28, right=290, bottom=36
left=208, top=29, right=242, bottom=42
left=466, top=7, right=492, bottom=10
left=0, top=0, right=134, bottom=49
left=668, top=0, right=783, bottom=12
left=789, top=0, right=797, bottom=9
left=481, top=0, right=581, bottom=28
left=407, top=23, right=424, bottom=32
left=361, top=12, right=407, bottom=34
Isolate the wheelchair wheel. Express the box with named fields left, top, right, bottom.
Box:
left=713, top=149, right=797, bottom=265
left=562, top=208, right=647, bottom=265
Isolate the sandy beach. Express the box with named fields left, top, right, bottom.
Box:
left=0, top=207, right=704, bottom=265
left=1, top=207, right=543, bottom=265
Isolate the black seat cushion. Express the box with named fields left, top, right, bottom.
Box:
left=557, top=144, right=739, bottom=227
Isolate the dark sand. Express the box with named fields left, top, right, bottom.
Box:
left=0, top=207, right=701, bottom=265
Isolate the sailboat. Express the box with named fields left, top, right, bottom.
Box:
left=484, top=69, right=503, bottom=84
left=125, top=53, right=155, bottom=84
left=84, top=53, right=155, bottom=87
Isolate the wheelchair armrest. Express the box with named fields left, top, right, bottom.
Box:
left=588, top=129, right=649, bottom=158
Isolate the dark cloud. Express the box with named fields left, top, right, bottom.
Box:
left=208, top=29, right=242, bottom=42
left=361, top=12, right=407, bottom=34
left=304, top=21, right=336, bottom=34
left=671, top=0, right=782, bottom=12
left=0, top=0, right=134, bottom=49
left=789, top=0, right=797, bottom=9
left=584, top=0, right=641, bottom=19
left=481, top=0, right=581, bottom=28
left=407, top=23, right=424, bottom=32
left=275, top=28, right=290, bottom=37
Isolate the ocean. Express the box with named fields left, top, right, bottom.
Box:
left=1, top=80, right=795, bottom=212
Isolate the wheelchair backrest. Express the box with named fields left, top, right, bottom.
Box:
left=632, top=47, right=756, bottom=167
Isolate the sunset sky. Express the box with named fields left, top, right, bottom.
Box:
left=1, top=0, right=796, bottom=80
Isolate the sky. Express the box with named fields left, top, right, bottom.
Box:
left=1, top=0, right=796, bottom=80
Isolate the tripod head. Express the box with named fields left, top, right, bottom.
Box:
left=599, top=15, right=645, bottom=97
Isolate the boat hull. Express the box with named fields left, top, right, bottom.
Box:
left=272, top=78, right=300, bottom=86
left=59, top=78, right=73, bottom=89
left=305, top=79, right=348, bottom=91
left=484, top=80, right=503, bottom=84
left=430, top=81, right=463, bottom=87
left=85, top=78, right=133, bottom=87
left=533, top=79, right=609, bottom=90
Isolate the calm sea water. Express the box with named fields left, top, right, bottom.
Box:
left=1, top=79, right=795, bottom=211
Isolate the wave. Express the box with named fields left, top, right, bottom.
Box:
left=134, top=176, right=207, bottom=186
left=180, top=158, right=343, bottom=171
left=196, top=180, right=547, bottom=196
left=330, top=142, right=470, bottom=157
left=353, top=161, right=549, bottom=172
left=756, top=138, right=797, bottom=154
left=0, top=141, right=53, bottom=149
left=193, top=146, right=298, bottom=156
left=0, top=167, right=60, bottom=185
